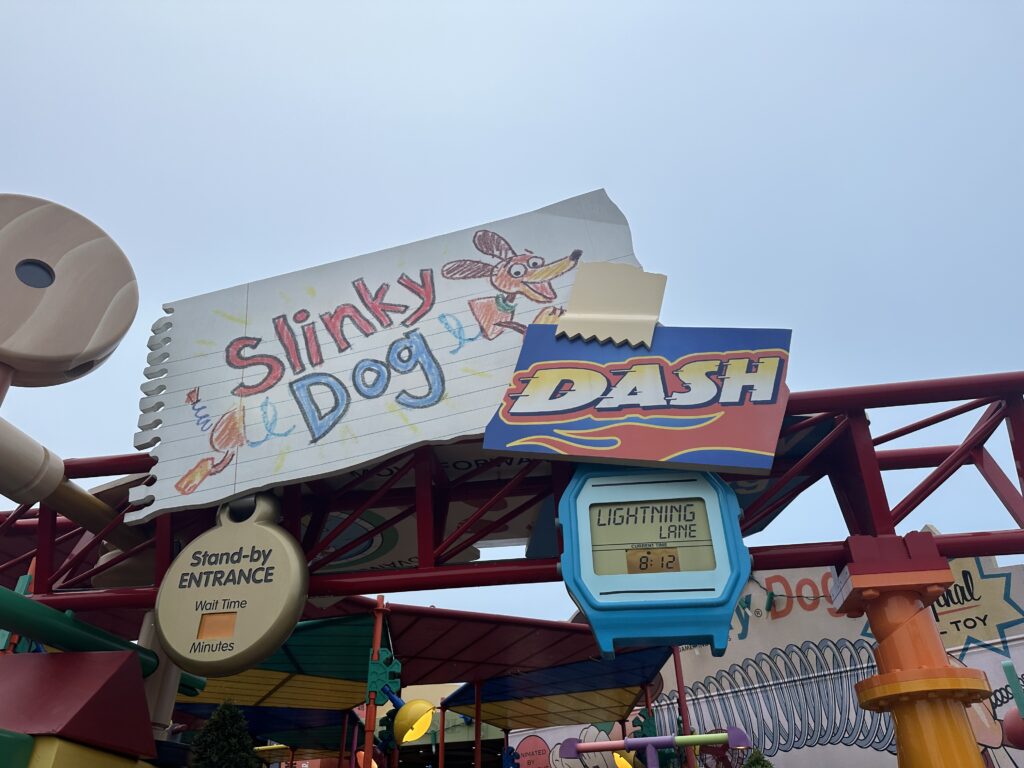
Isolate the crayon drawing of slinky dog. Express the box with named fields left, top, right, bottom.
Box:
left=442, top=230, right=581, bottom=339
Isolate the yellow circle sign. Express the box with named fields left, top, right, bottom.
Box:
left=155, top=494, right=308, bottom=676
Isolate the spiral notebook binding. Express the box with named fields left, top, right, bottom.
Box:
left=130, top=306, right=174, bottom=508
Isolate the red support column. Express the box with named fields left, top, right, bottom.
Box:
left=438, top=705, right=446, bottom=768
left=415, top=448, right=435, bottom=568
left=282, top=484, right=303, bottom=541
left=339, top=711, right=349, bottom=764
left=474, top=681, right=482, bottom=768
left=34, top=504, right=55, bottom=594
left=972, top=448, right=1024, bottom=527
left=155, top=514, right=173, bottom=586
left=363, top=596, right=388, bottom=768
left=1006, top=395, right=1024, bottom=491
left=829, top=410, right=893, bottom=535
left=672, top=647, right=696, bottom=768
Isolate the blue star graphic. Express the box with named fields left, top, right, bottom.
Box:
left=858, top=558, right=1024, bottom=660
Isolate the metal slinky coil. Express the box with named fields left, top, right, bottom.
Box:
left=655, top=638, right=896, bottom=758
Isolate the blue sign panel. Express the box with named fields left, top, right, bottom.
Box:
left=484, top=324, right=792, bottom=473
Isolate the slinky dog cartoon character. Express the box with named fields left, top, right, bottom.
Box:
left=442, top=229, right=581, bottom=339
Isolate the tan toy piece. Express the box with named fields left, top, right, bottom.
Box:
left=0, top=194, right=144, bottom=552
left=155, top=493, right=309, bottom=676
left=0, top=194, right=138, bottom=386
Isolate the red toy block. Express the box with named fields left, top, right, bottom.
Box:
left=0, top=651, right=155, bottom=758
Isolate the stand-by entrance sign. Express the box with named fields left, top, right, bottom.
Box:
left=155, top=494, right=308, bottom=676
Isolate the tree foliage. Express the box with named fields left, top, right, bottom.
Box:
left=192, top=701, right=261, bottom=768
left=741, top=748, right=773, bottom=768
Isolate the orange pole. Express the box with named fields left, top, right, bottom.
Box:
left=363, top=595, right=388, bottom=768
left=858, top=590, right=989, bottom=768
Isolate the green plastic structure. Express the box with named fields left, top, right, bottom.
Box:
left=0, top=584, right=205, bottom=696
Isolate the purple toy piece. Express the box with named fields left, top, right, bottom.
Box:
left=726, top=727, right=751, bottom=749
left=560, top=738, right=580, bottom=759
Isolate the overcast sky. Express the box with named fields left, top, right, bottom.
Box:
left=3, top=2, right=1022, bottom=619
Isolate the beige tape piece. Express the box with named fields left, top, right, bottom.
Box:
left=556, top=262, right=667, bottom=348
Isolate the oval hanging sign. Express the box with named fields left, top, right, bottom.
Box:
left=155, top=493, right=308, bottom=676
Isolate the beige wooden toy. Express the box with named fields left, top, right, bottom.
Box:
left=0, top=194, right=143, bottom=550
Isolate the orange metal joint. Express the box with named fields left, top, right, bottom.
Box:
left=857, top=667, right=991, bottom=711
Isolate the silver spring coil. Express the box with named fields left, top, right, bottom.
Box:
left=653, top=638, right=896, bottom=758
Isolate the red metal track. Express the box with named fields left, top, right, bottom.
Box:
left=5, top=370, right=1024, bottom=623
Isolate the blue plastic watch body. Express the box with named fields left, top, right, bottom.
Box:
left=558, top=465, right=750, bottom=657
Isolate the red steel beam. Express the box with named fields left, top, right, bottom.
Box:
left=749, top=540, right=847, bottom=570
left=890, top=403, right=1006, bottom=525
left=749, top=528, right=1024, bottom=571
left=63, top=454, right=155, bottom=478
left=971, top=448, right=1024, bottom=528
left=0, top=503, right=34, bottom=537
left=331, top=475, right=552, bottom=513
left=328, top=452, right=413, bottom=504
left=740, top=472, right=824, bottom=536
left=305, top=455, right=416, bottom=563
left=740, top=418, right=847, bottom=532
left=33, top=587, right=159, bottom=611
left=324, top=557, right=562, bottom=597
left=302, top=496, right=331, bottom=554
left=872, top=397, right=997, bottom=446
left=415, top=448, right=436, bottom=568
left=0, top=518, right=78, bottom=535
left=932, top=529, right=1024, bottom=559
left=29, top=525, right=1024, bottom=613
left=35, top=504, right=56, bottom=593
left=48, top=505, right=128, bottom=587
left=32, top=559, right=564, bottom=611
left=434, top=461, right=540, bottom=561
left=876, top=446, right=970, bottom=471
left=309, top=504, right=417, bottom=572
left=1006, top=395, right=1024, bottom=491
left=780, top=410, right=838, bottom=436
left=787, top=371, right=1024, bottom=414
left=0, top=525, right=83, bottom=576
left=155, top=514, right=173, bottom=587
left=438, top=490, right=550, bottom=565
left=829, top=411, right=893, bottom=536
left=60, top=537, right=155, bottom=589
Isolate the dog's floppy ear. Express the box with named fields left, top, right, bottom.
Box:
left=442, top=260, right=496, bottom=280
left=473, top=230, right=516, bottom=260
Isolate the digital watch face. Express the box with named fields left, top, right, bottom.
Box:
left=589, top=498, right=717, bottom=575
left=559, top=467, right=750, bottom=656
left=568, top=470, right=734, bottom=606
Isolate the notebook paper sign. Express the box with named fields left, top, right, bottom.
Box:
left=130, top=190, right=639, bottom=521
